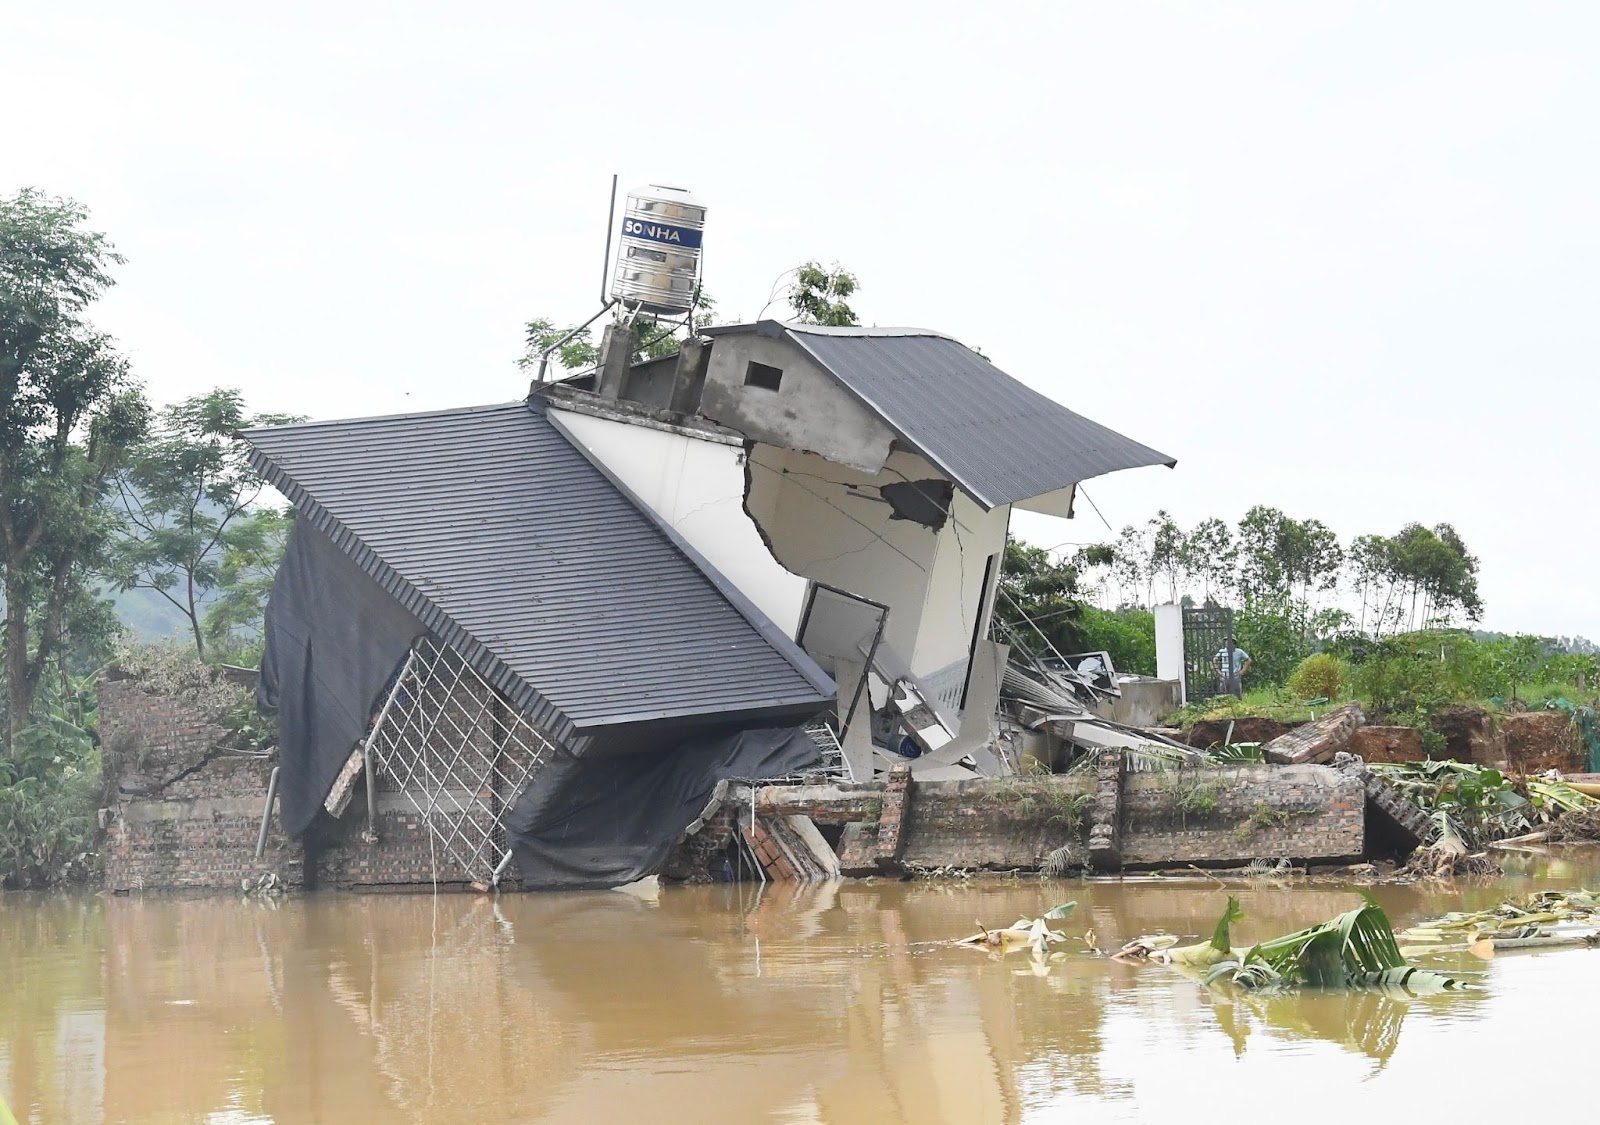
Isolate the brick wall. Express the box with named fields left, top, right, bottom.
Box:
left=1119, top=764, right=1364, bottom=865
left=313, top=801, right=492, bottom=889
left=99, top=673, right=512, bottom=894
left=898, top=777, right=1095, bottom=871
left=758, top=762, right=1366, bottom=874
left=100, top=675, right=300, bottom=893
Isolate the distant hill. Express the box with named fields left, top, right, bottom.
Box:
left=110, top=586, right=199, bottom=642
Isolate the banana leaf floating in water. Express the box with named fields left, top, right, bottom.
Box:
left=1118, top=895, right=1473, bottom=996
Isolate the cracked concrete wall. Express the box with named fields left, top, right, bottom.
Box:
left=698, top=334, right=894, bottom=474
left=745, top=445, right=941, bottom=668
left=911, top=489, right=1009, bottom=687
left=549, top=405, right=809, bottom=636
left=746, top=444, right=1004, bottom=693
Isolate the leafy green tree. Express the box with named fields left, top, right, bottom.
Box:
left=1146, top=510, right=1186, bottom=604
left=110, top=389, right=299, bottom=661
left=1181, top=517, right=1235, bottom=604
left=789, top=262, right=859, bottom=326
left=1367, top=523, right=1481, bottom=636
left=1232, top=595, right=1313, bottom=688
left=0, top=188, right=148, bottom=751
left=1235, top=506, right=1343, bottom=608
left=994, top=538, right=1089, bottom=658
left=521, top=290, right=718, bottom=377
left=1076, top=605, right=1157, bottom=676
left=201, top=506, right=294, bottom=662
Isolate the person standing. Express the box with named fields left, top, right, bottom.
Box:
left=1213, top=636, right=1252, bottom=697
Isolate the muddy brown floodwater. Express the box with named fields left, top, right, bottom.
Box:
left=4, top=850, right=1600, bottom=1124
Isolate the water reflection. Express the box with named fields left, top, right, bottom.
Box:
left=2, top=850, right=1598, bottom=1124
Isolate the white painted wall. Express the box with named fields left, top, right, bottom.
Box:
left=549, top=407, right=809, bottom=637
left=554, top=403, right=1010, bottom=708
left=746, top=444, right=1005, bottom=687
left=1154, top=602, right=1186, bottom=703
left=747, top=445, right=941, bottom=664
left=911, top=491, right=1010, bottom=680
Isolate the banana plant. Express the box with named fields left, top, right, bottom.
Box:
left=1203, top=895, right=1470, bottom=995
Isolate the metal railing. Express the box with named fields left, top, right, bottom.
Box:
left=364, top=637, right=560, bottom=887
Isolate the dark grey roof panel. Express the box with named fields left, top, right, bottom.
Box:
left=244, top=400, right=834, bottom=738
left=706, top=321, right=1176, bottom=510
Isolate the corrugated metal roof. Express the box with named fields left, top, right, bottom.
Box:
left=243, top=399, right=834, bottom=742
left=703, top=321, right=1176, bottom=510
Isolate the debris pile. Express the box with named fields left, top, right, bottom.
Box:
left=1549, top=806, right=1600, bottom=842
left=1366, top=760, right=1598, bottom=851
left=1399, top=847, right=1502, bottom=879
left=1396, top=890, right=1600, bottom=955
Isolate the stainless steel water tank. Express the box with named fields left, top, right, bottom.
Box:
left=610, top=184, right=706, bottom=315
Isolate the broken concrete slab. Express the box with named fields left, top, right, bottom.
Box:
left=784, top=814, right=841, bottom=878
left=324, top=746, right=366, bottom=817
left=1264, top=703, right=1365, bottom=765
left=909, top=760, right=982, bottom=782
left=1334, top=753, right=1432, bottom=854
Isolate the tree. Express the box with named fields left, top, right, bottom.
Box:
left=1111, top=524, right=1149, bottom=607
left=110, top=389, right=299, bottom=661
left=0, top=189, right=148, bottom=751
left=1146, top=510, right=1186, bottom=605
left=993, top=538, right=1088, bottom=658
left=520, top=290, right=718, bottom=378
left=789, top=262, right=859, bottom=326
left=1235, top=505, right=1290, bottom=603
left=1235, top=506, right=1343, bottom=610
left=1181, top=517, right=1236, bottom=604
left=201, top=506, right=294, bottom=661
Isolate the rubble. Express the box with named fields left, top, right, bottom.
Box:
left=1263, top=703, right=1364, bottom=765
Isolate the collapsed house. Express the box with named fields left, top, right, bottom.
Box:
left=240, top=320, right=1175, bottom=890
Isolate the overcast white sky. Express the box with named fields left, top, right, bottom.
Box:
left=4, top=2, right=1595, bottom=637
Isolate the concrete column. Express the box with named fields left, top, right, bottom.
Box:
left=833, top=658, right=876, bottom=783
left=667, top=336, right=708, bottom=415
left=594, top=322, right=632, bottom=400
left=1154, top=603, right=1185, bottom=703
left=874, top=765, right=913, bottom=872
left=1086, top=750, right=1125, bottom=871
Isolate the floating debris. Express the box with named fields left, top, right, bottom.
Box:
left=1399, top=847, right=1503, bottom=879
left=1395, top=889, right=1600, bottom=956
left=953, top=902, right=1077, bottom=956
left=1119, top=895, right=1471, bottom=995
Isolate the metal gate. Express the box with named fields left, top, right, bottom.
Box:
left=1182, top=606, right=1235, bottom=702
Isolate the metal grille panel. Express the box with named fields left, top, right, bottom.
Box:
left=366, top=637, right=561, bottom=885
left=1182, top=606, right=1235, bottom=702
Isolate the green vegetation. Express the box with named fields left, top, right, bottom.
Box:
left=1168, top=773, right=1220, bottom=825
left=1172, top=689, right=1321, bottom=730
left=109, top=389, right=299, bottom=661
left=1004, top=499, right=1596, bottom=749
left=1235, top=801, right=1292, bottom=839
left=1202, top=896, right=1469, bottom=994
left=1287, top=653, right=1343, bottom=701
left=1, top=190, right=287, bottom=888
left=1367, top=760, right=1594, bottom=846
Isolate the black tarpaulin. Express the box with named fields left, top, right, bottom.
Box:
left=257, top=523, right=425, bottom=835
left=506, top=726, right=822, bottom=891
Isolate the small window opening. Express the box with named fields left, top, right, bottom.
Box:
left=744, top=360, right=784, bottom=392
